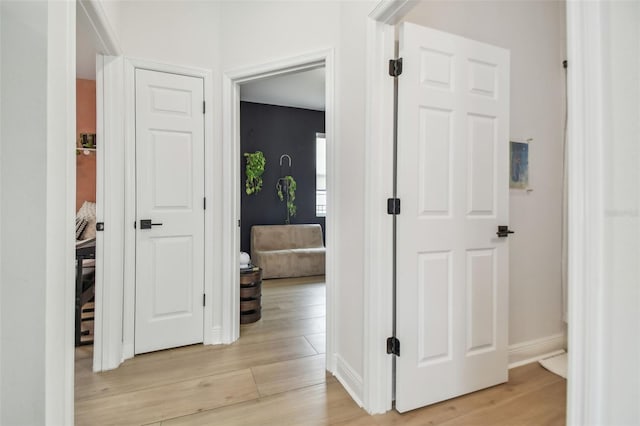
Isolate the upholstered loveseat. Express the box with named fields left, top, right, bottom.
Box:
left=251, top=224, right=326, bottom=279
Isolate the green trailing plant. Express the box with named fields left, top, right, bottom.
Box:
left=244, top=151, right=266, bottom=195
left=276, top=175, right=297, bottom=223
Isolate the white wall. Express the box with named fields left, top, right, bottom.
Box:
left=403, top=1, right=567, bottom=348
left=601, top=1, right=639, bottom=422
left=1, top=3, right=49, bottom=423
left=1, top=1, right=75, bottom=424
left=566, top=1, right=639, bottom=423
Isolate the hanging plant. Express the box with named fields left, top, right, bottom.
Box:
left=276, top=175, right=297, bottom=223
left=244, top=151, right=266, bottom=195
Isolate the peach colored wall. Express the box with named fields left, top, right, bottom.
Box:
left=76, top=79, right=96, bottom=211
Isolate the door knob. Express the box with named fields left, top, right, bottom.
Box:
left=140, top=219, right=163, bottom=230
left=496, top=225, right=514, bottom=238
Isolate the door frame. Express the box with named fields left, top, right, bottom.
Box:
left=221, top=49, right=336, bottom=365
left=364, top=0, right=600, bottom=421
left=565, top=1, right=622, bottom=424
left=363, top=0, right=416, bottom=414
left=95, top=57, right=215, bottom=368
left=77, top=0, right=122, bottom=372
left=121, top=58, right=215, bottom=360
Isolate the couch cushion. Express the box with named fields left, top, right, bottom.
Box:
left=251, top=224, right=324, bottom=252
left=254, top=247, right=325, bottom=279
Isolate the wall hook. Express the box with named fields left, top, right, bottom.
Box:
left=279, top=154, right=292, bottom=167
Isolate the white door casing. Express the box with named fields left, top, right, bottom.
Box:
left=395, top=23, right=510, bottom=412
left=134, top=69, right=205, bottom=354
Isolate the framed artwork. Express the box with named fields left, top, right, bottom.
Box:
left=80, top=133, right=97, bottom=149
left=510, top=140, right=529, bottom=189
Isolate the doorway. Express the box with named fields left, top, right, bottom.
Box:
left=222, top=50, right=336, bottom=369
left=365, top=0, right=569, bottom=415
left=237, top=67, right=327, bottom=347
left=133, top=68, right=206, bottom=354
left=75, top=0, right=100, bottom=359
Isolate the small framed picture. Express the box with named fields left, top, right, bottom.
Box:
left=80, top=133, right=97, bottom=149
left=510, top=139, right=529, bottom=189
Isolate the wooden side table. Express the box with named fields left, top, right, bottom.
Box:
left=240, top=268, right=262, bottom=324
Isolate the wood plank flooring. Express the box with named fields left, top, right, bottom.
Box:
left=75, top=276, right=566, bottom=425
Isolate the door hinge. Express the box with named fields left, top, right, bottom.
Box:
left=387, top=336, right=400, bottom=356
left=96, top=222, right=104, bottom=231
left=387, top=198, right=401, bottom=215
left=389, top=58, right=403, bottom=77
left=238, top=219, right=241, bottom=227
left=203, top=101, right=206, bottom=114
left=203, top=197, right=206, bottom=210
left=203, top=294, right=206, bottom=307
left=134, top=221, right=137, bottom=229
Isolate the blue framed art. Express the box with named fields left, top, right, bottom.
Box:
left=510, top=140, right=529, bottom=189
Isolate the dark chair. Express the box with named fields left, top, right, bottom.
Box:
left=76, top=238, right=95, bottom=346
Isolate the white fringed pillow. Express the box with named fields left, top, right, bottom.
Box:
left=76, top=201, right=96, bottom=240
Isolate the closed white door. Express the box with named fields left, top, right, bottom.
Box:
left=395, top=23, right=510, bottom=412
left=135, top=69, right=205, bottom=355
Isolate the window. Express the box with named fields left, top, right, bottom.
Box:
left=316, top=133, right=326, bottom=217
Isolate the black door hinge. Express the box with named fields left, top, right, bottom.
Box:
left=203, top=294, right=206, bottom=307
left=203, top=197, right=206, bottom=210
left=387, top=198, right=401, bottom=215
left=387, top=337, right=400, bottom=356
left=96, top=222, right=104, bottom=231
left=203, top=101, right=206, bottom=114
left=389, top=58, right=403, bottom=77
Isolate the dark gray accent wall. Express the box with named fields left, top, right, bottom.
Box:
left=240, top=101, right=325, bottom=254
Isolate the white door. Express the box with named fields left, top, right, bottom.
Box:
left=135, top=69, right=205, bottom=354
left=395, top=23, right=510, bottom=412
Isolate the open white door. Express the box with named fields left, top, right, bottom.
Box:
left=134, top=69, right=205, bottom=354
left=395, top=23, right=510, bottom=412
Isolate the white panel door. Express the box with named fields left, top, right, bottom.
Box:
left=395, top=23, right=510, bottom=412
left=135, top=69, right=205, bottom=354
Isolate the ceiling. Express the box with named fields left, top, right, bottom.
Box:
left=240, top=67, right=326, bottom=111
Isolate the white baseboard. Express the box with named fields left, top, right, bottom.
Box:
left=508, top=333, right=567, bottom=369
left=121, top=328, right=222, bottom=366
left=333, top=354, right=364, bottom=407
left=208, top=326, right=222, bottom=345
left=121, top=342, right=134, bottom=364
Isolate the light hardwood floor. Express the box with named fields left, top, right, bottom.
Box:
left=75, top=276, right=566, bottom=425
